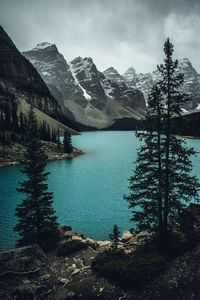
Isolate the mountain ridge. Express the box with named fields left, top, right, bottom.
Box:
left=103, top=58, right=200, bottom=111
left=23, top=43, right=146, bottom=129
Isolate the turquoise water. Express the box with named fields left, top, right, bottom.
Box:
left=0, top=131, right=200, bottom=250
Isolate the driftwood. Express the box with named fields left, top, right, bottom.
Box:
left=0, top=268, right=40, bottom=279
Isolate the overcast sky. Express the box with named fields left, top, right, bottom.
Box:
left=1, top=0, right=200, bottom=74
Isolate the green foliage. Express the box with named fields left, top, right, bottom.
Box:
left=92, top=250, right=168, bottom=288
left=0, top=101, right=60, bottom=145
left=124, top=38, right=200, bottom=241
left=57, top=240, right=88, bottom=256
left=14, top=106, right=59, bottom=251
left=109, top=225, right=120, bottom=251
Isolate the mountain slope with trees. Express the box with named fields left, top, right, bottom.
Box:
left=0, top=25, right=78, bottom=136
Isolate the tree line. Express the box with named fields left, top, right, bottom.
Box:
left=0, top=102, right=72, bottom=153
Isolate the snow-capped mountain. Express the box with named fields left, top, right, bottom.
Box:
left=119, top=58, right=200, bottom=111
left=22, top=43, right=86, bottom=113
left=23, top=44, right=146, bottom=129
left=69, top=56, right=107, bottom=110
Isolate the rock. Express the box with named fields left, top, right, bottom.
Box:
left=59, top=277, right=71, bottom=285
left=124, top=249, right=133, bottom=255
left=71, top=268, right=80, bottom=276
left=97, top=241, right=111, bottom=250
left=122, top=230, right=134, bottom=240
left=99, top=287, right=104, bottom=293
left=85, top=237, right=98, bottom=248
left=71, top=235, right=84, bottom=242
left=63, top=230, right=78, bottom=239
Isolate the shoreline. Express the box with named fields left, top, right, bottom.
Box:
left=172, top=134, right=200, bottom=139
left=0, top=147, right=85, bottom=168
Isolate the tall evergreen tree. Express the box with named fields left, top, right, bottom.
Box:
left=124, top=39, right=200, bottom=240
left=157, top=38, right=199, bottom=236
left=19, top=111, right=25, bottom=134
left=11, top=101, right=19, bottom=133
left=14, top=106, right=59, bottom=250
left=4, top=105, right=12, bottom=131
left=63, top=131, right=73, bottom=153
left=109, top=225, right=120, bottom=251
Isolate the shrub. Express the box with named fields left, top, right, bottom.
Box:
left=91, top=250, right=168, bottom=289
left=57, top=240, right=88, bottom=257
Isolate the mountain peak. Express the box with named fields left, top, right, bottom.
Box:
left=103, top=67, right=120, bottom=75
left=32, top=42, right=56, bottom=51
left=123, top=67, right=137, bottom=75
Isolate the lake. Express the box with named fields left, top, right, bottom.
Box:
left=0, top=131, right=200, bottom=250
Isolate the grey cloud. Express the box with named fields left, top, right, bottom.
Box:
left=0, top=0, right=200, bottom=73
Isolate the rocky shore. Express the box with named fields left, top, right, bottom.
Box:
left=0, top=141, right=84, bottom=167
left=1, top=226, right=200, bottom=299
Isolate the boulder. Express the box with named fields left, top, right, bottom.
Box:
left=71, top=235, right=84, bottom=242
left=85, top=237, right=98, bottom=248
left=0, top=244, right=48, bottom=273
left=63, top=230, right=78, bottom=239
left=122, top=230, right=134, bottom=241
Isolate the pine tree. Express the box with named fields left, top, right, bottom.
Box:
left=14, top=106, right=59, bottom=251
left=11, top=101, right=19, bottom=133
left=63, top=131, right=73, bottom=153
left=51, top=129, right=57, bottom=143
left=124, top=86, right=165, bottom=236
left=4, top=105, right=12, bottom=131
left=124, top=39, right=200, bottom=241
left=109, top=225, right=120, bottom=251
left=157, top=38, right=199, bottom=236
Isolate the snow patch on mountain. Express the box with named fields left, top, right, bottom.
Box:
left=69, top=62, right=91, bottom=101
